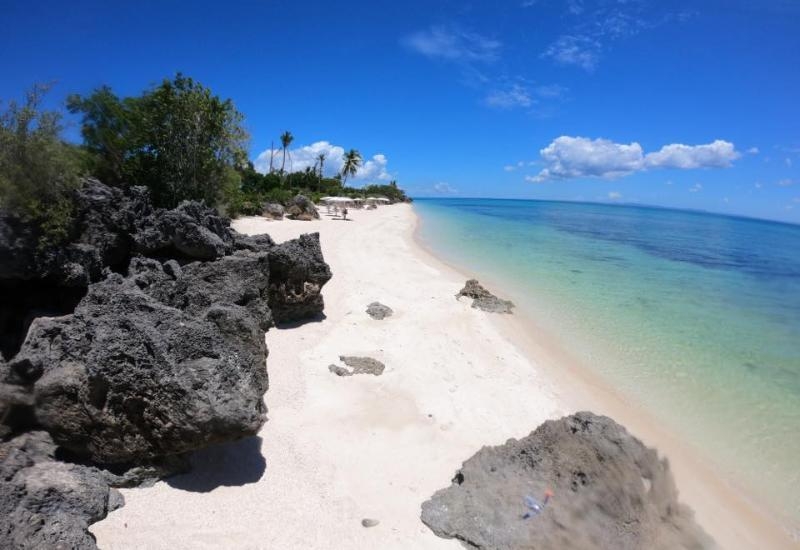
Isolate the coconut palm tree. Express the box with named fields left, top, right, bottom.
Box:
left=316, top=152, right=326, bottom=191
left=279, top=131, right=293, bottom=175
left=340, top=149, right=362, bottom=186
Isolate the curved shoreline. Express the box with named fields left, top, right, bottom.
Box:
left=411, top=203, right=798, bottom=548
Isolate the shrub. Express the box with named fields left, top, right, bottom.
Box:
left=0, top=85, right=82, bottom=245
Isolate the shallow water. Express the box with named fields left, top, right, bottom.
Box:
left=414, top=198, right=800, bottom=526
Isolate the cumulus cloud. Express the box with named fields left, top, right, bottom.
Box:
left=402, top=26, right=500, bottom=63
left=254, top=141, right=392, bottom=182
left=529, top=136, right=740, bottom=182
left=689, top=183, right=703, bottom=193
left=608, top=191, right=622, bottom=200
left=644, top=140, right=740, bottom=169
left=778, top=179, right=796, bottom=187
left=747, top=147, right=760, bottom=155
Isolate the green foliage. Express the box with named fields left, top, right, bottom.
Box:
left=0, top=84, right=81, bottom=245
left=68, top=74, right=249, bottom=208
left=340, top=149, right=362, bottom=186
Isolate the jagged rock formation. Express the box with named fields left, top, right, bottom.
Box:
left=421, top=412, right=713, bottom=550
left=262, top=202, right=285, bottom=220
left=456, top=279, right=514, bottom=314
left=285, top=194, right=320, bottom=221
left=366, top=302, right=393, bottom=320
left=267, top=233, right=331, bottom=323
left=328, top=356, right=385, bottom=377
left=0, top=179, right=332, bottom=546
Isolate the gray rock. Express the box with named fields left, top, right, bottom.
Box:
left=262, top=202, right=285, bottom=220
left=285, top=195, right=320, bottom=221
left=361, top=518, right=380, bottom=528
left=0, top=431, right=117, bottom=550
left=329, top=356, right=385, bottom=377
left=267, top=233, right=332, bottom=323
left=9, top=270, right=269, bottom=464
left=366, top=302, right=393, bottom=320
left=456, top=279, right=514, bottom=314
left=421, top=412, right=714, bottom=550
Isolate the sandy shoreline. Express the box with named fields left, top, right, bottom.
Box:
left=91, top=204, right=796, bottom=549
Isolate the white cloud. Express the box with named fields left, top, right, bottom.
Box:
left=723, top=197, right=730, bottom=203
left=747, top=147, right=760, bottom=155
left=608, top=191, right=622, bottom=200
left=529, top=136, right=740, bottom=182
left=787, top=157, right=793, bottom=167
left=778, top=179, right=796, bottom=187
left=689, top=183, right=703, bottom=193
left=531, top=136, right=644, bottom=181
left=542, top=35, right=600, bottom=71
left=644, top=140, right=740, bottom=169
left=403, top=26, right=500, bottom=63
left=754, top=182, right=763, bottom=189
left=485, top=85, right=532, bottom=109
left=254, top=141, right=392, bottom=182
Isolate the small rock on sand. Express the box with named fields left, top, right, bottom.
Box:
left=361, top=518, right=380, bottom=528
left=456, top=279, right=514, bottom=314
left=366, top=302, right=393, bottom=320
left=328, top=356, right=385, bottom=377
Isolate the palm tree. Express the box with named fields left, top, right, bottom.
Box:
left=280, top=131, right=294, bottom=175
left=340, top=149, right=362, bottom=187
left=316, top=152, right=326, bottom=192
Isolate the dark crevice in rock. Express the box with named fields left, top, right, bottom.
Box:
left=0, top=281, right=87, bottom=361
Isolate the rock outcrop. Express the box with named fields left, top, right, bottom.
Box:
left=285, top=195, right=320, bottom=221
left=366, top=302, right=393, bottom=320
left=456, top=279, right=514, bottom=314
left=0, top=179, right=333, bottom=546
left=421, top=412, right=713, bottom=550
left=0, top=431, right=122, bottom=550
left=267, top=233, right=331, bottom=323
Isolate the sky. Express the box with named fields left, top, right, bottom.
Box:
left=1, top=0, right=799, bottom=223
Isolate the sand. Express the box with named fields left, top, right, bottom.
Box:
left=91, top=204, right=797, bottom=549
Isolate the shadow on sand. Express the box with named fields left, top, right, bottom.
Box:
left=166, top=436, right=266, bottom=492
left=275, top=312, right=327, bottom=330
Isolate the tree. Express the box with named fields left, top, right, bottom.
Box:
left=316, top=152, right=326, bottom=191
left=0, top=84, right=81, bottom=244
left=279, top=130, right=293, bottom=176
left=68, top=74, right=249, bottom=208
left=340, top=149, right=362, bottom=186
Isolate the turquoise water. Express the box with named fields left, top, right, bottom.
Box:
left=414, top=198, right=800, bottom=526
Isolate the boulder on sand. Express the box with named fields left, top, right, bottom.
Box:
left=285, top=195, right=319, bottom=221
left=9, top=265, right=269, bottom=464
left=262, top=202, right=285, bottom=220
left=328, top=356, right=385, bottom=377
left=456, top=279, right=514, bottom=314
left=421, top=412, right=713, bottom=550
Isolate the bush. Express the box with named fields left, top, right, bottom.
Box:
left=0, top=85, right=82, bottom=245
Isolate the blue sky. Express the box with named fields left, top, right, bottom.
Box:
left=1, top=0, right=799, bottom=222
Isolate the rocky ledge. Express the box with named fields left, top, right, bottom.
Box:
left=0, top=179, right=331, bottom=548
left=421, top=412, right=713, bottom=550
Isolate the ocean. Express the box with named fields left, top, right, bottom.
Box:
left=414, top=197, right=800, bottom=527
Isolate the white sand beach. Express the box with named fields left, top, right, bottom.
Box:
left=91, top=204, right=796, bottom=549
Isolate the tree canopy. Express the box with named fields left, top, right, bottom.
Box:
left=0, top=85, right=81, bottom=244
left=68, top=74, right=249, bottom=208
